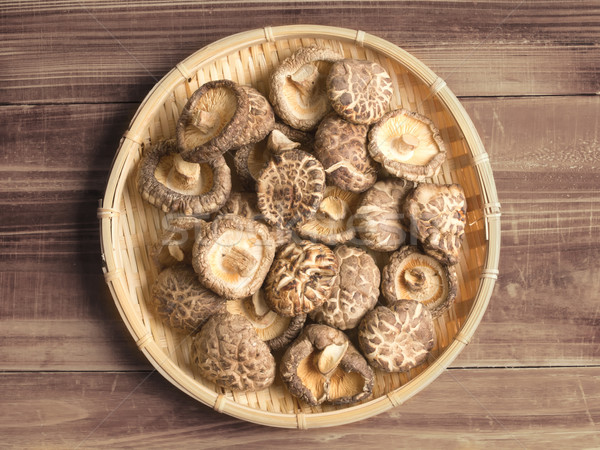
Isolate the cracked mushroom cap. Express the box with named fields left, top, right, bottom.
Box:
left=226, top=288, right=306, bottom=351
left=280, top=324, right=374, bottom=406
left=403, top=183, right=467, bottom=265
left=358, top=300, right=435, bottom=373
left=151, top=215, right=206, bottom=269
left=191, top=312, right=276, bottom=391
left=192, top=214, right=275, bottom=299
left=354, top=178, right=415, bottom=252
left=269, top=46, right=342, bottom=131
left=309, top=245, right=380, bottom=330
left=382, top=245, right=458, bottom=317
left=137, top=139, right=232, bottom=216
left=256, top=149, right=326, bottom=229
left=368, top=109, right=447, bottom=182
left=264, top=240, right=338, bottom=317
left=326, top=59, right=393, bottom=125
left=296, top=186, right=361, bottom=245
left=314, top=112, right=378, bottom=193
left=149, top=265, right=225, bottom=333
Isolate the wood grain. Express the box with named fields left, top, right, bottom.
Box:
left=1, top=1, right=599, bottom=103
left=1, top=368, right=598, bottom=448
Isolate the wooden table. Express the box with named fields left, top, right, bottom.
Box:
left=2, top=2, right=599, bottom=448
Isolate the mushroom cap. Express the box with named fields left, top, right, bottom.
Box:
left=226, top=289, right=306, bottom=351
left=151, top=215, right=207, bottom=269
left=176, top=79, right=250, bottom=163
left=149, top=265, right=226, bottom=333
left=403, top=183, right=467, bottom=265
left=354, top=178, right=415, bottom=252
left=296, top=186, right=361, bottom=245
left=238, top=84, right=276, bottom=146
left=381, top=245, right=458, bottom=317
left=314, top=112, right=378, bottom=193
left=358, top=300, right=435, bottom=373
left=256, top=149, right=326, bottom=229
left=280, top=324, right=373, bottom=406
left=264, top=240, right=339, bottom=317
left=368, top=109, right=447, bottom=182
left=191, top=312, right=276, bottom=391
left=269, top=46, right=343, bottom=131
left=192, top=214, right=276, bottom=299
left=326, top=59, right=393, bottom=125
left=137, top=139, right=232, bottom=215
left=309, top=245, right=380, bottom=330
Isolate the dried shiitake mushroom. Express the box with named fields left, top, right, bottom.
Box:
left=256, top=149, right=326, bottom=229
left=226, top=289, right=306, bottom=351
left=137, top=139, right=231, bottom=215
left=368, top=109, right=447, bottom=182
left=280, top=324, right=373, bottom=406
left=381, top=245, right=458, bottom=317
left=191, top=312, right=276, bottom=391
left=404, top=183, right=467, bottom=265
left=326, top=58, right=393, bottom=125
left=310, top=245, right=380, bottom=330
left=192, top=214, right=275, bottom=299
left=354, top=178, right=415, bottom=252
left=151, top=215, right=206, bottom=269
left=269, top=46, right=342, bottom=131
left=358, top=299, right=435, bottom=373
left=177, top=80, right=274, bottom=163
left=149, top=265, right=225, bottom=333
left=296, top=186, right=360, bottom=245
left=314, top=112, right=378, bottom=193
left=264, top=240, right=338, bottom=317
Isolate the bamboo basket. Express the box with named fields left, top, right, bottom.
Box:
left=98, top=25, right=501, bottom=429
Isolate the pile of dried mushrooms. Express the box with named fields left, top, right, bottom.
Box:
left=137, top=46, right=468, bottom=406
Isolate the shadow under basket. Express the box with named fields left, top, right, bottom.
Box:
left=98, top=25, right=501, bottom=429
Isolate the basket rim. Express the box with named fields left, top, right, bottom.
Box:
left=98, top=24, right=501, bottom=429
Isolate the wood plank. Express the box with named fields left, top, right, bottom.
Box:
left=0, top=368, right=598, bottom=447
left=1, top=1, right=599, bottom=103
left=1, top=97, right=600, bottom=370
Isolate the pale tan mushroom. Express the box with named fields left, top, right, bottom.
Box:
left=151, top=215, right=206, bottom=269
left=368, top=109, right=447, bottom=181
left=137, top=139, right=231, bottom=216
left=280, top=324, right=373, bottom=406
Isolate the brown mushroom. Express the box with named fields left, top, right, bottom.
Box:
left=264, top=240, right=338, bottom=317
left=314, top=112, right=378, bottom=193
left=403, top=183, right=467, bottom=265
left=310, top=245, right=380, bottom=330
left=149, top=265, right=226, bottom=333
left=354, top=178, right=415, bottom=252
left=326, top=59, right=393, bottom=125
left=256, top=149, right=326, bottom=229
left=280, top=324, right=373, bottom=406
left=191, top=312, right=276, bottom=391
left=192, top=214, right=275, bottom=299
left=381, top=245, right=458, bottom=317
left=368, top=109, right=447, bottom=182
left=177, top=80, right=274, bottom=163
left=137, top=139, right=231, bottom=215
left=226, top=288, right=306, bottom=351
left=151, top=215, right=207, bottom=269
left=358, top=300, right=435, bottom=373
left=296, top=186, right=360, bottom=245
left=269, top=46, right=342, bottom=131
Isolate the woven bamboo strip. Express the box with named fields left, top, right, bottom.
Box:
left=98, top=25, right=500, bottom=429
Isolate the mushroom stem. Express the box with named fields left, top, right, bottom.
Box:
left=267, top=130, right=300, bottom=155
left=288, top=63, right=320, bottom=101
left=222, top=247, right=257, bottom=277
left=167, top=154, right=201, bottom=191
left=192, top=110, right=220, bottom=134
left=391, top=133, right=420, bottom=161
left=251, top=290, right=271, bottom=318
left=314, top=341, right=349, bottom=377
left=317, top=196, right=349, bottom=222
left=404, top=268, right=427, bottom=291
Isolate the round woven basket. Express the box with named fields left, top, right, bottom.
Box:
left=98, top=25, right=501, bottom=429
